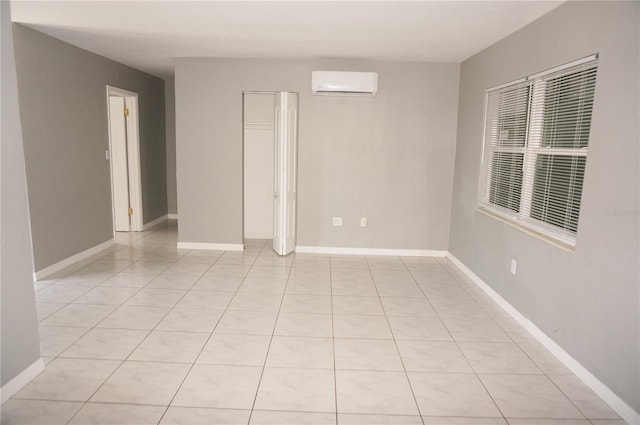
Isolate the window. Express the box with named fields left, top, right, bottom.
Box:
left=478, top=55, right=598, bottom=247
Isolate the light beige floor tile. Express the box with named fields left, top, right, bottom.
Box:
left=422, top=418, right=508, bottom=424
left=334, top=339, right=403, bottom=371
left=250, top=410, right=336, bottom=424
left=332, top=280, right=379, bottom=297
left=479, top=374, right=584, bottom=419
left=336, top=370, right=419, bottom=415
left=172, top=364, right=262, bottom=409
left=229, top=291, right=283, bottom=311
left=191, top=275, right=243, bottom=292
left=176, top=290, right=234, bottom=309
left=15, top=358, right=120, bottom=401
left=458, top=342, right=542, bottom=374
left=281, top=294, right=332, bottom=313
left=129, top=330, right=209, bottom=363
left=156, top=307, right=223, bottom=332
left=267, top=336, right=334, bottom=369
left=38, top=326, right=90, bottom=357
left=506, top=420, right=590, bottom=425
left=516, top=342, right=573, bottom=375
left=36, top=302, right=66, bottom=321
left=333, top=296, right=385, bottom=315
left=396, top=340, right=472, bottom=372
left=61, top=328, right=149, bottom=360
left=333, top=315, right=392, bottom=339
left=408, top=372, right=501, bottom=417
left=440, top=316, right=510, bottom=342
left=35, top=285, right=92, bottom=303
left=146, top=273, right=200, bottom=289
left=339, top=413, right=423, bottom=424
left=40, top=303, right=117, bottom=327
left=215, top=310, right=278, bottom=335
left=0, top=400, right=83, bottom=425
left=275, top=312, right=333, bottom=337
left=549, top=374, right=621, bottom=419
left=198, top=333, right=271, bottom=366
left=380, top=296, right=437, bottom=316
left=125, top=288, right=187, bottom=307
left=96, top=305, right=171, bottom=330
left=254, top=367, right=336, bottom=412
left=387, top=315, right=452, bottom=341
left=73, top=286, right=140, bottom=305
left=160, top=407, right=250, bottom=424
left=100, top=272, right=158, bottom=288
left=68, top=403, right=165, bottom=425
left=91, top=361, right=190, bottom=405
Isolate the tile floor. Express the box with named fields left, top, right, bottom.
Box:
left=1, top=221, right=626, bottom=425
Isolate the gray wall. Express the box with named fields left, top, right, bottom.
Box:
left=176, top=59, right=459, bottom=248
left=449, top=1, right=639, bottom=412
left=1, top=3, right=41, bottom=386
left=165, top=77, right=177, bottom=215
left=13, top=25, right=168, bottom=271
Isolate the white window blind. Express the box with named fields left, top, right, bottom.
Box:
left=478, top=56, right=598, bottom=247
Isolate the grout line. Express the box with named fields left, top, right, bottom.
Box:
left=156, top=239, right=262, bottom=425
left=366, top=255, right=425, bottom=425
left=246, top=243, right=295, bottom=424
left=429, top=260, right=510, bottom=423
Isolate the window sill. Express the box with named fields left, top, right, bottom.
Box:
left=476, top=206, right=576, bottom=253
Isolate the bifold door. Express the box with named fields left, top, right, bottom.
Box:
left=273, top=92, right=299, bottom=256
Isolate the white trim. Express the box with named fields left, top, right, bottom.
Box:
left=486, top=77, right=527, bottom=92
left=167, top=214, right=178, bottom=220
left=106, top=85, right=144, bottom=234
left=177, top=242, right=244, bottom=251
left=34, top=239, right=115, bottom=281
left=446, top=252, right=640, bottom=425
left=142, top=214, right=168, bottom=231
left=0, top=358, right=45, bottom=404
left=295, top=246, right=447, bottom=257
left=528, top=53, right=598, bottom=80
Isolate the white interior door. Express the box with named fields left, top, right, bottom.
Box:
left=108, top=96, right=131, bottom=232
left=273, top=92, right=299, bottom=255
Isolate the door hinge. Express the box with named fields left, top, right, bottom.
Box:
left=123, top=108, right=129, bottom=117
left=128, top=208, right=133, bottom=216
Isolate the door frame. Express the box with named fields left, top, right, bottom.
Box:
left=241, top=90, right=299, bottom=254
left=106, top=85, right=143, bottom=234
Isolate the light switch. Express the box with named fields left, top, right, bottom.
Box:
left=360, top=217, right=368, bottom=227
left=332, top=217, right=343, bottom=227
left=510, top=259, right=517, bottom=275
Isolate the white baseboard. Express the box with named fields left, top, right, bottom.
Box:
left=34, top=239, right=115, bottom=281
left=142, top=214, right=168, bottom=231
left=177, top=242, right=244, bottom=251
left=295, top=246, right=447, bottom=257
left=167, top=214, right=178, bottom=220
left=446, top=252, right=640, bottom=425
left=0, top=358, right=45, bottom=404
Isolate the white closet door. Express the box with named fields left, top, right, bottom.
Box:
left=109, top=96, right=130, bottom=231
left=273, top=92, right=299, bottom=255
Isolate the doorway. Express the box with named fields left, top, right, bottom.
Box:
left=242, top=91, right=299, bottom=256
left=106, top=86, right=143, bottom=233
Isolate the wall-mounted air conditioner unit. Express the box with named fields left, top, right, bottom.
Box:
left=311, top=71, right=378, bottom=96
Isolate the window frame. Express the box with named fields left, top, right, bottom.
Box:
left=477, top=55, right=598, bottom=250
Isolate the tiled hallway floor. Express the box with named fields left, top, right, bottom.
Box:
left=2, top=221, right=626, bottom=424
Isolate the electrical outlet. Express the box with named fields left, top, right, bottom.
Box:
left=332, top=217, right=343, bottom=227
left=510, top=259, right=517, bottom=275
left=360, top=217, right=368, bottom=227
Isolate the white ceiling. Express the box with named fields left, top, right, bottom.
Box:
left=11, top=1, right=562, bottom=79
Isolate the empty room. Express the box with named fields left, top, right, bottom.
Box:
left=1, top=1, right=638, bottom=424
